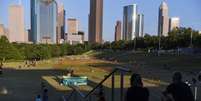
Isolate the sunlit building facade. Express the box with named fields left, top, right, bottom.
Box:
left=67, top=18, right=78, bottom=35
left=31, top=0, right=57, bottom=44
left=0, top=24, right=8, bottom=38
left=158, top=1, right=169, bottom=37
left=57, top=4, right=65, bottom=44
left=123, top=4, right=138, bottom=40
left=8, top=5, right=26, bottom=42
left=88, top=0, right=103, bottom=43
left=115, top=21, right=122, bottom=41
left=136, top=14, right=144, bottom=37
left=169, top=17, right=180, bottom=31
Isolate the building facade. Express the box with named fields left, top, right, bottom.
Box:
left=88, top=0, right=103, bottom=43
left=31, top=0, right=57, bottom=44
left=66, top=18, right=84, bottom=45
left=115, top=21, right=121, bottom=41
left=123, top=4, right=138, bottom=40
left=169, top=17, right=180, bottom=31
left=67, top=18, right=78, bottom=35
left=8, top=5, right=26, bottom=42
left=158, top=1, right=169, bottom=37
left=0, top=24, right=8, bottom=38
left=66, top=33, right=84, bottom=45
left=57, top=4, right=65, bottom=44
left=136, top=14, right=144, bottom=37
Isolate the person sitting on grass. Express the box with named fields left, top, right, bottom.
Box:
left=126, top=73, right=149, bottom=101
left=162, top=72, right=194, bottom=101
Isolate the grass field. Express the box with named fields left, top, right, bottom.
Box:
left=1, top=50, right=201, bottom=101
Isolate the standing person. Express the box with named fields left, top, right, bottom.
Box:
left=163, top=72, right=194, bottom=101
left=35, top=95, right=42, bottom=101
left=42, top=89, right=48, bottom=101
left=126, top=73, right=149, bottom=101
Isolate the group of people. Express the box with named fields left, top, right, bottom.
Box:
left=126, top=72, right=195, bottom=101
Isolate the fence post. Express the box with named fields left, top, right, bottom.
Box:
left=111, top=73, right=115, bottom=101
left=120, top=71, right=124, bottom=101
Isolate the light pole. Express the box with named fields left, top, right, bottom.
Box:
left=134, top=37, right=136, bottom=52
left=158, top=34, right=161, bottom=56
left=190, top=31, right=193, bottom=47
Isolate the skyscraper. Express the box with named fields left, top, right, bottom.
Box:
left=0, top=24, right=8, bottom=37
left=136, top=14, right=144, bottom=37
left=158, top=1, right=169, bottom=37
left=123, top=4, right=138, bottom=40
left=88, top=0, right=103, bottom=43
left=169, top=17, right=180, bottom=31
left=66, top=19, right=83, bottom=45
left=115, top=21, right=121, bottom=41
left=0, top=24, right=4, bottom=36
left=67, top=18, right=78, bottom=35
left=8, top=4, right=25, bottom=42
left=31, top=0, right=57, bottom=44
left=57, top=4, right=65, bottom=44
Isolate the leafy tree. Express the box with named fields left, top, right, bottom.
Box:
left=0, top=36, right=22, bottom=61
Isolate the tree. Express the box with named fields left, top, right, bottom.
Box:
left=0, top=36, right=22, bottom=61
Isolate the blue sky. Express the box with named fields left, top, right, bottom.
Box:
left=0, top=0, right=200, bottom=41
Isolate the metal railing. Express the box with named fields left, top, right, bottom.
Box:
left=66, top=66, right=131, bottom=101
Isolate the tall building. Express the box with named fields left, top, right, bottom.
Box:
left=169, top=17, right=180, bottom=31
left=31, top=0, right=57, bottom=44
left=88, top=0, right=103, bottom=43
left=66, top=19, right=84, bottom=45
left=8, top=4, right=25, bottom=42
left=67, top=18, right=78, bottom=35
left=0, top=24, right=4, bottom=36
left=114, top=21, right=121, bottom=41
left=136, top=14, right=144, bottom=37
left=158, top=1, right=169, bottom=37
left=57, top=4, right=65, bottom=44
left=123, top=4, right=138, bottom=40
left=0, top=24, right=8, bottom=37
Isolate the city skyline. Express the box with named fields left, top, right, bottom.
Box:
left=0, top=0, right=200, bottom=41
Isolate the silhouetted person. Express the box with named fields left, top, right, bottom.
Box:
left=42, top=89, right=48, bottom=101
left=163, top=72, right=194, bottom=101
left=126, top=74, right=149, bottom=101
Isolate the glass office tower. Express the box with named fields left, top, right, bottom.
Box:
left=31, top=0, right=57, bottom=44
left=123, top=4, right=138, bottom=41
